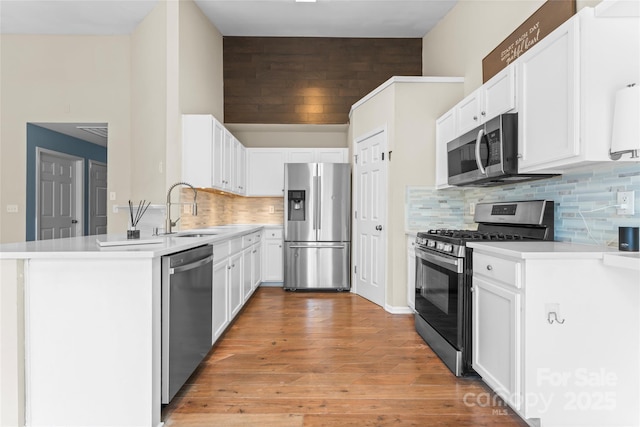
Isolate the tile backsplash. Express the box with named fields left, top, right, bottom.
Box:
left=180, top=189, right=284, bottom=229
left=407, top=163, right=640, bottom=247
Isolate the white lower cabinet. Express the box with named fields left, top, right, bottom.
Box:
left=212, top=258, right=229, bottom=343
left=472, top=276, right=521, bottom=410
left=470, top=243, right=640, bottom=427
left=251, top=244, right=262, bottom=290
left=406, top=236, right=416, bottom=311
left=263, top=240, right=283, bottom=282
left=228, top=252, right=242, bottom=318
left=211, top=231, right=264, bottom=344
left=263, top=229, right=283, bottom=283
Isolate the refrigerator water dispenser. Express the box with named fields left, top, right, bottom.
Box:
left=288, top=190, right=306, bottom=221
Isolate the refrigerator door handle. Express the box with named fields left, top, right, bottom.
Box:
left=317, top=175, right=322, bottom=231
left=312, top=175, right=318, bottom=230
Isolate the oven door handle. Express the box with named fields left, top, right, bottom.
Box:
left=416, top=248, right=463, bottom=273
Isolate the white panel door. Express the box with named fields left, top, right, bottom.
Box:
left=353, top=129, right=386, bottom=307
left=38, top=151, right=81, bottom=240
left=88, top=160, right=107, bottom=235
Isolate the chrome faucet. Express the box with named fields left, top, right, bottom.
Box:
left=165, top=182, right=198, bottom=234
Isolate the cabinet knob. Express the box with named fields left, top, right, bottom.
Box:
left=486, top=265, right=493, bottom=271
left=279, top=245, right=282, bottom=248
left=473, top=116, right=478, bottom=121
left=481, top=111, right=486, bottom=116
left=470, top=287, right=475, bottom=292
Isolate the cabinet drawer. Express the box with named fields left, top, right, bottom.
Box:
left=265, top=228, right=283, bottom=240
left=252, top=231, right=262, bottom=245
left=473, top=252, right=521, bottom=288
left=243, top=232, right=262, bottom=248
left=212, top=242, right=229, bottom=262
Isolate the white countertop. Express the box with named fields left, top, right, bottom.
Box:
left=0, top=224, right=276, bottom=260
left=468, top=241, right=640, bottom=271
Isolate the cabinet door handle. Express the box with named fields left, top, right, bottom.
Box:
left=486, top=265, right=493, bottom=271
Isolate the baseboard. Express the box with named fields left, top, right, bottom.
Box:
left=384, top=304, right=414, bottom=315
left=259, top=282, right=283, bottom=288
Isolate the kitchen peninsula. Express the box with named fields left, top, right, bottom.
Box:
left=0, top=225, right=270, bottom=427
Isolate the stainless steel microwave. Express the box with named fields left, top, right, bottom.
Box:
left=446, top=113, right=556, bottom=187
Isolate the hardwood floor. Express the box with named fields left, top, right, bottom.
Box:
left=162, top=288, right=527, bottom=426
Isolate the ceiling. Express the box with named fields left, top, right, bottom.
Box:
left=33, top=123, right=109, bottom=147
left=3, top=0, right=457, bottom=144
left=0, top=0, right=457, bottom=38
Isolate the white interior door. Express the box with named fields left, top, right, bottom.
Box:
left=37, top=149, right=83, bottom=240
left=89, top=160, right=107, bottom=235
left=353, top=129, right=387, bottom=307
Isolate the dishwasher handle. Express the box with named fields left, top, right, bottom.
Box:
left=169, top=254, right=214, bottom=275
left=289, top=245, right=345, bottom=249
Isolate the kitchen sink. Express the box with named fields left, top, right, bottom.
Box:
left=175, top=233, right=218, bottom=238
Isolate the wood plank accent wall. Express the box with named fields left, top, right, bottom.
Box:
left=223, top=37, right=422, bottom=124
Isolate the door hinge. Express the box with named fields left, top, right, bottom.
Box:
left=389, top=151, right=392, bottom=161
left=382, top=152, right=384, bottom=161
left=355, top=210, right=358, bottom=219
left=354, top=154, right=358, bottom=164
left=354, top=265, right=357, bottom=274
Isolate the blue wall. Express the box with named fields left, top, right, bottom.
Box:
left=407, top=162, right=640, bottom=247
left=26, top=124, right=107, bottom=241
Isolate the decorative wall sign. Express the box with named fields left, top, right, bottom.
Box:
left=482, top=0, right=576, bottom=82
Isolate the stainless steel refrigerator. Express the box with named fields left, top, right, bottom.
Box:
left=284, top=163, right=351, bottom=290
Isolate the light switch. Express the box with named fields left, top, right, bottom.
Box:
left=6, top=204, right=18, bottom=213
left=110, top=192, right=116, bottom=201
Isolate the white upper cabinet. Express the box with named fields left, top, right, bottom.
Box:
left=183, top=114, right=247, bottom=196
left=517, top=8, right=639, bottom=173
left=235, top=142, right=246, bottom=195
left=435, top=107, right=457, bottom=189
left=287, top=149, right=315, bottom=163
left=246, top=148, right=348, bottom=196
left=247, top=149, right=287, bottom=197
left=314, top=148, right=348, bottom=163
left=286, top=148, right=348, bottom=163
left=456, top=65, right=516, bottom=136
left=212, top=120, right=225, bottom=189
left=182, top=115, right=214, bottom=188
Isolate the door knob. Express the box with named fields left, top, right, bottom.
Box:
left=375, top=225, right=383, bottom=231
left=71, top=219, right=78, bottom=224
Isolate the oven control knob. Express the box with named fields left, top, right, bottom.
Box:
left=428, top=240, right=436, bottom=248
left=443, top=244, right=453, bottom=253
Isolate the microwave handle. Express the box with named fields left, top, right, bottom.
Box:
left=474, top=128, right=487, bottom=175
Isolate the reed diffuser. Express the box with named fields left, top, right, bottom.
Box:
left=128, top=200, right=150, bottom=239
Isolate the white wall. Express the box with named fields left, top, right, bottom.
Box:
left=0, top=35, right=132, bottom=243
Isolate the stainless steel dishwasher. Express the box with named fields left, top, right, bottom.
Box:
left=161, top=244, right=213, bottom=404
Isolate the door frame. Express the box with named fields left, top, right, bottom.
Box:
left=35, top=147, right=84, bottom=240
left=352, top=126, right=388, bottom=306
left=88, top=159, right=108, bottom=235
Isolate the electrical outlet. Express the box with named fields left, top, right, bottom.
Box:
left=6, top=204, right=18, bottom=213
left=617, top=190, right=635, bottom=215
left=269, top=205, right=275, bottom=214
left=469, top=203, right=475, bottom=215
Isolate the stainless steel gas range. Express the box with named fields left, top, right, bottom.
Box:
left=414, top=200, right=554, bottom=376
